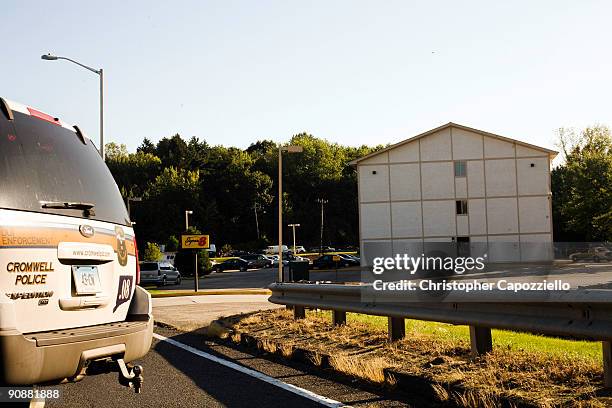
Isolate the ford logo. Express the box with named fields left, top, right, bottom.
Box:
left=79, top=225, right=95, bottom=238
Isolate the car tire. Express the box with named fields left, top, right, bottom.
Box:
left=594, top=256, right=600, bottom=263
left=240, top=267, right=247, bottom=272
left=162, top=276, right=167, bottom=286
left=176, top=276, right=181, bottom=285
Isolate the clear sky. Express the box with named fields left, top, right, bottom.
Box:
left=2, top=1, right=611, bottom=154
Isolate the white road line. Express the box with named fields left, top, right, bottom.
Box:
left=152, top=333, right=349, bottom=408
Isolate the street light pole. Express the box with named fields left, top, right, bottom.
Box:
left=184, top=209, right=197, bottom=292
left=288, top=224, right=300, bottom=254
left=41, top=53, right=105, bottom=159
left=185, top=210, right=193, bottom=231
left=317, top=198, right=328, bottom=254
left=278, top=145, right=303, bottom=282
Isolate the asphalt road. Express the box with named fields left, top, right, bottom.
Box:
left=45, top=326, right=426, bottom=408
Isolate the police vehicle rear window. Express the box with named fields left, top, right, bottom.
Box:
left=0, top=111, right=129, bottom=225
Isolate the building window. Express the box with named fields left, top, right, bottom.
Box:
left=456, top=200, right=468, bottom=215
left=454, top=161, right=467, bottom=177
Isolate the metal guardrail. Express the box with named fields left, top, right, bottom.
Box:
left=268, top=282, right=612, bottom=387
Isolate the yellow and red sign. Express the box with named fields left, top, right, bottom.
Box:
left=181, top=234, right=210, bottom=249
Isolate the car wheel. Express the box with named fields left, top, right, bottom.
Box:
left=162, top=276, right=167, bottom=286
left=594, top=256, right=600, bottom=263
left=240, top=267, right=247, bottom=272
left=176, top=276, right=181, bottom=285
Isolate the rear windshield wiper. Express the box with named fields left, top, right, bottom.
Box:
left=41, top=201, right=95, bottom=213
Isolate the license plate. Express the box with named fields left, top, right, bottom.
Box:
left=72, top=266, right=102, bottom=295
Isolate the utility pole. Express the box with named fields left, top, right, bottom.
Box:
left=317, top=198, right=328, bottom=254
left=278, top=145, right=303, bottom=282
left=254, top=204, right=260, bottom=240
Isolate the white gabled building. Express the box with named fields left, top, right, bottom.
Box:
left=351, top=123, right=558, bottom=265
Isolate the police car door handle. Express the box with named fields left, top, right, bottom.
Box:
left=59, top=296, right=110, bottom=310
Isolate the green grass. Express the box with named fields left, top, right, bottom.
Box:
left=314, top=311, right=602, bottom=364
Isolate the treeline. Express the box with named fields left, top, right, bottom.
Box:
left=105, top=134, right=383, bottom=252
left=106, top=125, right=612, bottom=256
left=552, top=125, right=612, bottom=243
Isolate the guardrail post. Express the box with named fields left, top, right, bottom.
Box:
left=332, top=310, right=346, bottom=326
left=469, top=326, right=493, bottom=355
left=293, top=306, right=305, bottom=320
left=388, top=317, right=405, bottom=341
left=603, top=341, right=612, bottom=388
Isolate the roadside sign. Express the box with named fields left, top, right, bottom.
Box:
left=332, top=255, right=341, bottom=262
left=181, top=234, right=210, bottom=249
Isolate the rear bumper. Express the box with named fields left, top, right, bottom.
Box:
left=0, top=286, right=153, bottom=385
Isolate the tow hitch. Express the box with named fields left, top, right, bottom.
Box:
left=87, top=358, right=144, bottom=393
left=116, top=359, right=144, bottom=393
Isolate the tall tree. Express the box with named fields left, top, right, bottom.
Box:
left=553, top=125, right=612, bottom=241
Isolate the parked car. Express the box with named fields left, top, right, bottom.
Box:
left=293, top=246, right=306, bottom=253
left=265, top=245, right=289, bottom=254
left=215, top=258, right=252, bottom=272
left=241, top=254, right=273, bottom=268
left=139, top=261, right=181, bottom=286
left=569, top=247, right=612, bottom=262
left=337, top=254, right=360, bottom=266
left=0, top=98, right=152, bottom=388
left=312, top=254, right=345, bottom=269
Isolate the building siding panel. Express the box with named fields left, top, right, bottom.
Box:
left=421, top=162, right=454, bottom=199
left=487, top=198, right=519, bottom=234
left=485, top=159, right=516, bottom=197
left=452, top=128, right=484, bottom=160
left=391, top=201, right=422, bottom=238
left=423, top=200, right=456, bottom=236
left=519, top=196, right=551, bottom=233
left=360, top=203, right=391, bottom=239
left=389, top=141, right=419, bottom=162
left=516, top=157, right=549, bottom=196
left=390, top=164, right=421, bottom=201
left=420, top=128, right=452, bottom=161
left=359, top=165, right=390, bottom=202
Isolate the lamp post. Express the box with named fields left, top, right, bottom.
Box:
left=184, top=210, right=197, bottom=291
left=41, top=53, right=105, bottom=159
left=288, top=223, right=300, bottom=254
left=185, top=210, right=193, bottom=231
left=317, top=198, right=328, bottom=254
left=278, top=145, right=303, bottom=282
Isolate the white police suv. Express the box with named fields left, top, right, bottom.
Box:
left=0, top=97, right=152, bottom=392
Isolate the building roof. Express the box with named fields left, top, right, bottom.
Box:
left=349, top=122, right=558, bottom=165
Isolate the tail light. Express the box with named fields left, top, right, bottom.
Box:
left=134, top=236, right=140, bottom=285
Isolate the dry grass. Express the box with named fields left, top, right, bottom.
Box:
left=329, top=355, right=390, bottom=384
left=213, top=309, right=609, bottom=407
